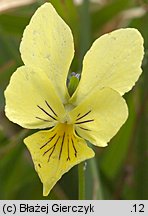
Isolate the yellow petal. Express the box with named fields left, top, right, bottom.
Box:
left=20, top=3, right=74, bottom=103
left=5, top=66, right=65, bottom=129
left=69, top=88, right=128, bottom=147
left=71, top=28, right=144, bottom=105
left=24, top=123, right=94, bottom=196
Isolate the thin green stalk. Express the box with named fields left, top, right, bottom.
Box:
left=78, top=0, right=91, bottom=70
left=78, top=0, right=91, bottom=200
left=77, top=0, right=90, bottom=201
left=78, top=0, right=104, bottom=200
left=78, top=162, right=85, bottom=200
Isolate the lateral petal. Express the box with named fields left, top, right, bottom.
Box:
left=69, top=88, right=128, bottom=147
left=5, top=66, right=65, bottom=129
left=24, top=123, right=94, bottom=196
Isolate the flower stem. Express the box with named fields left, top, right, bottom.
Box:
left=77, top=0, right=90, bottom=201
left=78, top=162, right=85, bottom=200
left=78, top=0, right=91, bottom=70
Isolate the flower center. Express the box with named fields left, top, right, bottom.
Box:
left=40, top=122, right=77, bottom=162
left=35, top=100, right=94, bottom=129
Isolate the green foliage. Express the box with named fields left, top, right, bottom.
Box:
left=0, top=0, right=147, bottom=200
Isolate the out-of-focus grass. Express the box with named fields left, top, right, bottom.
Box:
left=0, top=0, right=148, bottom=200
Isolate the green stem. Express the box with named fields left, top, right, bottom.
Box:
left=78, top=162, right=85, bottom=200
left=78, top=0, right=91, bottom=70
left=78, top=0, right=90, bottom=200
left=78, top=0, right=104, bottom=200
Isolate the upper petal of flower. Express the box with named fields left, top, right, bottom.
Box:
left=71, top=28, right=144, bottom=105
left=5, top=66, right=65, bottom=129
left=24, top=123, right=94, bottom=196
left=20, top=3, right=74, bottom=103
left=69, top=87, right=128, bottom=147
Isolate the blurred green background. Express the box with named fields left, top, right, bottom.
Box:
left=0, top=0, right=148, bottom=200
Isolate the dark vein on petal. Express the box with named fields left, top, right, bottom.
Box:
left=43, top=145, right=54, bottom=156
left=48, top=145, right=56, bottom=162
left=75, top=119, right=94, bottom=124
left=40, top=133, right=57, bottom=149
left=48, top=136, right=60, bottom=162
left=71, top=137, right=77, bottom=157
left=37, top=105, right=57, bottom=121
left=59, top=132, right=65, bottom=160
left=78, top=126, right=91, bottom=131
left=45, top=100, right=58, bottom=117
left=76, top=110, right=91, bottom=121
left=38, top=163, right=41, bottom=168
left=67, top=137, right=70, bottom=161
left=35, top=116, right=52, bottom=122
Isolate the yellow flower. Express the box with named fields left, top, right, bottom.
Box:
left=4, top=3, right=144, bottom=196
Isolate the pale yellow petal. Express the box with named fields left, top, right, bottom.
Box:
left=20, top=3, right=74, bottom=103
left=24, top=123, right=94, bottom=196
left=71, top=28, right=144, bottom=105
left=69, top=88, right=128, bottom=147
left=5, top=66, right=65, bottom=129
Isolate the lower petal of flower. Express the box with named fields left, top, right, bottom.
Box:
left=24, top=123, right=94, bottom=196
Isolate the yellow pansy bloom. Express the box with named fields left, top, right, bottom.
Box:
left=4, top=3, right=144, bottom=196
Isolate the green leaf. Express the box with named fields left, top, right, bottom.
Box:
left=0, top=14, right=30, bottom=35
